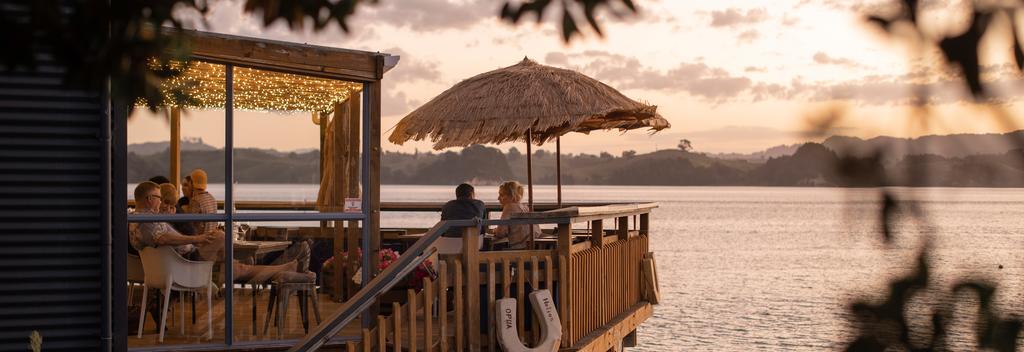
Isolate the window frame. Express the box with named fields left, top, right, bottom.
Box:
left=123, top=62, right=375, bottom=349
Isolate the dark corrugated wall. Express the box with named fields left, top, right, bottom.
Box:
left=0, top=52, right=106, bottom=350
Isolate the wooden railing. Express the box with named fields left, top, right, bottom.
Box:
left=565, top=235, right=647, bottom=346
left=345, top=260, right=464, bottom=352
left=293, top=203, right=657, bottom=352
left=345, top=250, right=561, bottom=352
left=477, top=250, right=559, bottom=351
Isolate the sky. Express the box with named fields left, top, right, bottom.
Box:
left=127, top=0, right=1024, bottom=154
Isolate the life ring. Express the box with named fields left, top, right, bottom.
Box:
left=495, top=289, right=561, bottom=352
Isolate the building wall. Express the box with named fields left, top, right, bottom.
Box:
left=0, top=52, right=108, bottom=350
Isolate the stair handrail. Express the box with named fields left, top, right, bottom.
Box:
left=289, top=218, right=481, bottom=352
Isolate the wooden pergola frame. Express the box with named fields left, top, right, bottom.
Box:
left=118, top=29, right=397, bottom=350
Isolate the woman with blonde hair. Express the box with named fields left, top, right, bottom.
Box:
left=492, top=181, right=539, bottom=250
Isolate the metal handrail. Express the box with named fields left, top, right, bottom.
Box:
left=288, top=218, right=480, bottom=352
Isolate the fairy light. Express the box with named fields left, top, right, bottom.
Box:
left=137, top=61, right=363, bottom=113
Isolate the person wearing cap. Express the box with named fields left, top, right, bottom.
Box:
left=187, top=169, right=218, bottom=235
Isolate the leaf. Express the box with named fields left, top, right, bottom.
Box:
left=1011, top=10, right=1024, bottom=71
left=901, top=0, right=919, bottom=23
left=561, top=8, right=579, bottom=42
left=938, top=10, right=992, bottom=99
left=865, top=15, right=893, bottom=33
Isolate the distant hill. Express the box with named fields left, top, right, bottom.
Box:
left=127, top=130, right=1024, bottom=187
left=711, top=143, right=802, bottom=163
left=128, top=137, right=217, bottom=156
left=822, top=130, right=1024, bottom=160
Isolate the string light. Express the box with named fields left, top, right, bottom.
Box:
left=137, top=61, right=363, bottom=113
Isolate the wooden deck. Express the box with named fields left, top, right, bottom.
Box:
left=128, top=286, right=358, bottom=348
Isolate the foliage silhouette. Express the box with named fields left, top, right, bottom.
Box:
left=836, top=0, right=1024, bottom=350
left=0, top=0, right=639, bottom=112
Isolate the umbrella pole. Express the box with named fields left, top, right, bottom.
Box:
left=526, top=130, right=533, bottom=211
left=556, top=136, right=562, bottom=208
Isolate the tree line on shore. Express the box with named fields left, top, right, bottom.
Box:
left=128, top=140, right=1024, bottom=187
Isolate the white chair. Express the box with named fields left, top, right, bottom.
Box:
left=136, top=246, right=215, bottom=342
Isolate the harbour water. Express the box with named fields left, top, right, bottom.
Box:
left=154, top=184, right=1024, bottom=350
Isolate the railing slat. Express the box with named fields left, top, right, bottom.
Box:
left=425, top=278, right=434, bottom=351
left=439, top=262, right=449, bottom=352
left=408, top=289, right=417, bottom=351
left=361, top=328, right=372, bottom=352
left=377, top=316, right=386, bottom=352
left=454, top=259, right=464, bottom=352
left=516, top=258, right=526, bottom=343
left=486, top=260, right=496, bottom=352
left=393, top=302, right=402, bottom=352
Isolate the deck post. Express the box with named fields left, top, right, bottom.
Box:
left=590, top=219, right=604, bottom=247
left=639, top=213, right=649, bottom=236
left=617, top=216, right=629, bottom=240
left=169, top=107, right=181, bottom=188
left=360, top=79, right=383, bottom=327
left=345, top=94, right=361, bottom=300
left=333, top=103, right=349, bottom=301
left=463, top=226, right=481, bottom=351
left=557, top=222, right=572, bottom=347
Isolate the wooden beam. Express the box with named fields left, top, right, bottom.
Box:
left=184, top=29, right=381, bottom=81
left=169, top=107, right=181, bottom=189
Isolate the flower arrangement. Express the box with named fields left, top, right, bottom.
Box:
left=322, top=247, right=436, bottom=290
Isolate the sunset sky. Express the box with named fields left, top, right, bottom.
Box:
left=128, top=0, right=1024, bottom=154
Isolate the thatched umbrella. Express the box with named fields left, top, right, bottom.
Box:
left=389, top=58, right=670, bottom=208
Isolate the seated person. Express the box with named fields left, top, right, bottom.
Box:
left=490, top=181, right=539, bottom=250
left=159, top=182, right=196, bottom=235
left=187, top=169, right=218, bottom=235
left=177, top=175, right=192, bottom=212
left=132, top=182, right=312, bottom=284
left=435, top=183, right=485, bottom=255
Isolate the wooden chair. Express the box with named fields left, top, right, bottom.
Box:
left=263, top=281, right=321, bottom=336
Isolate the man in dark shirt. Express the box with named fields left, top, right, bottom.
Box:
left=440, top=183, right=485, bottom=237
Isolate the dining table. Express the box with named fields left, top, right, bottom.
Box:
left=233, top=239, right=292, bottom=264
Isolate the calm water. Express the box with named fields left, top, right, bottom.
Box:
left=164, top=185, right=1024, bottom=350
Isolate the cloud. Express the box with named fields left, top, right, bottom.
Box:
left=795, top=0, right=957, bottom=16
left=812, top=52, right=862, bottom=67
left=381, top=90, right=420, bottom=117
left=744, top=66, right=767, bottom=72
left=737, top=29, right=759, bottom=43
left=545, top=52, right=570, bottom=67
left=381, top=47, right=442, bottom=84
left=781, top=13, right=800, bottom=26
left=709, top=8, right=768, bottom=28
left=569, top=51, right=755, bottom=100
left=359, top=0, right=498, bottom=31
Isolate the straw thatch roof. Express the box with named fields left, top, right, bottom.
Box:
left=388, top=58, right=670, bottom=149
